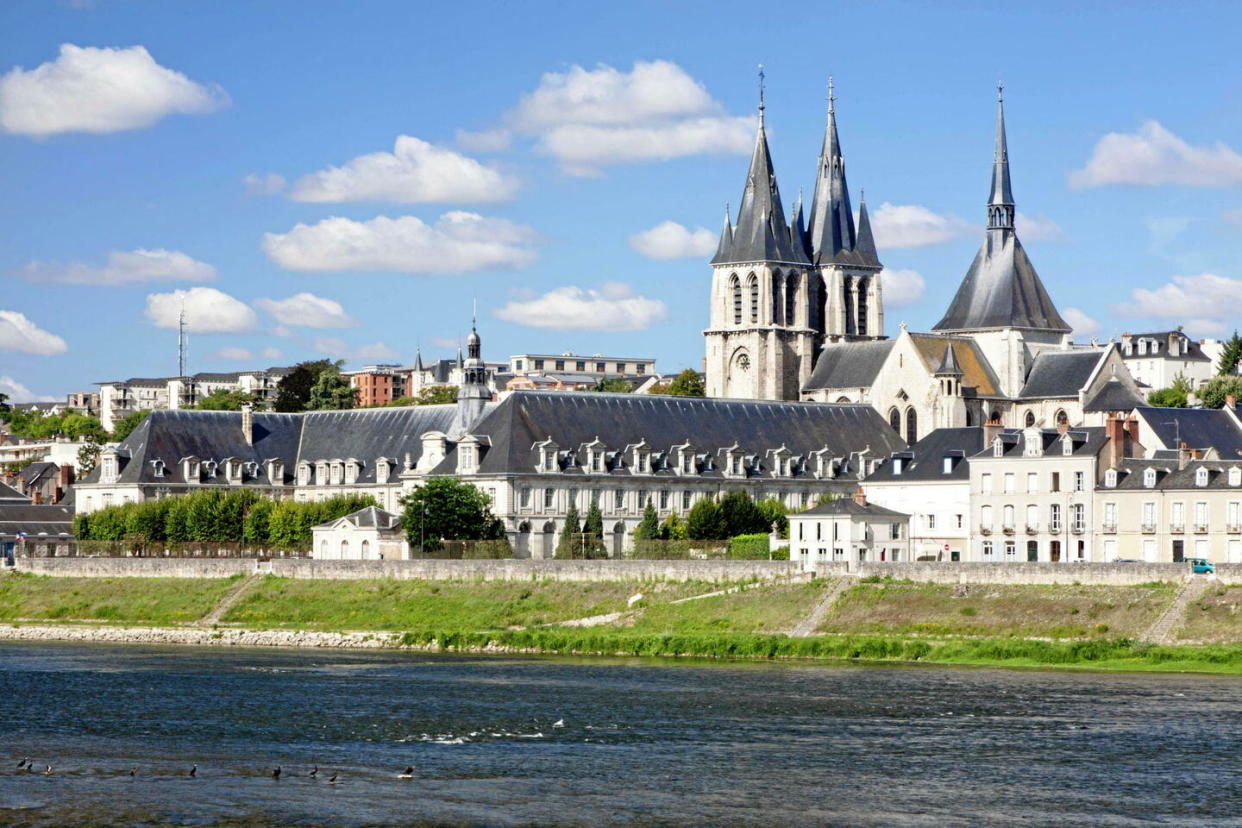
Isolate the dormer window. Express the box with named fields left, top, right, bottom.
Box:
left=942, top=457, right=953, bottom=475
left=1230, top=467, right=1241, bottom=487
left=268, top=459, right=286, bottom=485
left=375, top=457, right=390, bottom=485
left=1062, top=435, right=1073, bottom=456
left=592, top=452, right=604, bottom=472
left=182, top=457, right=201, bottom=484
left=1104, top=469, right=1118, bottom=488
left=1144, top=468, right=1157, bottom=489
left=344, top=460, right=360, bottom=485
left=543, top=449, right=558, bottom=472
left=297, top=462, right=311, bottom=486
left=203, top=460, right=218, bottom=479
left=992, top=437, right=1003, bottom=457
left=1196, top=467, right=1210, bottom=487
left=636, top=452, right=649, bottom=474
left=151, top=459, right=165, bottom=478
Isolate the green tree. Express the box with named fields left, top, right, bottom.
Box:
left=111, top=410, right=151, bottom=442
left=665, top=369, right=706, bottom=397
left=633, top=501, right=661, bottom=540
left=659, top=512, right=687, bottom=540
left=307, top=363, right=358, bottom=410
left=400, top=477, right=504, bottom=553
left=555, top=503, right=582, bottom=557
left=591, top=378, right=632, bottom=393
left=416, top=386, right=458, bottom=405
left=193, top=389, right=260, bottom=411
left=77, top=433, right=102, bottom=476
left=757, top=497, right=790, bottom=539
left=719, top=490, right=770, bottom=537
left=1147, top=387, right=1188, bottom=408
left=1217, top=330, right=1242, bottom=376
left=685, top=497, right=726, bottom=540
left=583, top=500, right=605, bottom=538
left=1199, top=375, right=1242, bottom=409
left=273, top=359, right=335, bottom=412
left=0, top=391, right=8, bottom=412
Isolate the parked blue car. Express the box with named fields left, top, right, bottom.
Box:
left=1188, top=558, right=1215, bottom=574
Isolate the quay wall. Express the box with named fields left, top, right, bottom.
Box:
left=819, top=561, right=1202, bottom=586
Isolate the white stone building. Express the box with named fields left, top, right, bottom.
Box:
left=311, top=506, right=407, bottom=560
left=788, top=489, right=910, bottom=571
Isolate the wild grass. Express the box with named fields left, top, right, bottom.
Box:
left=628, top=580, right=828, bottom=634
left=221, top=576, right=711, bottom=630
left=0, top=573, right=238, bottom=624
left=1176, top=585, right=1242, bottom=643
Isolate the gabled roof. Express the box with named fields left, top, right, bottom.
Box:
left=1018, top=349, right=1104, bottom=398
left=316, top=505, right=403, bottom=532
left=865, top=427, right=986, bottom=483
left=803, top=340, right=895, bottom=391
left=794, top=498, right=908, bottom=518
left=1107, top=458, right=1242, bottom=491
left=805, top=89, right=879, bottom=269
left=20, top=461, right=59, bottom=486
left=714, top=117, right=807, bottom=265
left=971, top=427, right=1108, bottom=460
left=908, top=334, right=1001, bottom=396
left=1083, top=380, right=1145, bottom=412
left=1134, top=406, right=1242, bottom=460
left=0, top=481, right=29, bottom=502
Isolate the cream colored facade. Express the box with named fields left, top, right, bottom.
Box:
left=863, top=479, right=970, bottom=562
left=788, top=497, right=910, bottom=571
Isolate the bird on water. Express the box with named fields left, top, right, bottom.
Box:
left=188, top=764, right=197, bottom=778
left=309, top=765, right=319, bottom=778
left=43, top=765, right=53, bottom=776
left=327, top=773, right=339, bottom=784
left=398, top=766, right=414, bottom=779
left=17, top=757, right=29, bottom=770
left=272, top=766, right=282, bottom=780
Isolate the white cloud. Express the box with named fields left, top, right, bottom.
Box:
left=261, top=346, right=282, bottom=360
left=0, top=376, right=55, bottom=403
left=455, top=127, right=511, bottom=153
left=878, top=268, right=925, bottom=307
left=1222, top=208, right=1242, bottom=228
left=870, top=202, right=974, bottom=248
left=1061, top=307, right=1101, bottom=337
left=628, top=221, right=717, bottom=259
left=145, top=287, right=257, bottom=333
left=289, top=135, right=519, bottom=204
left=1113, top=273, right=1242, bottom=323
left=243, top=173, right=286, bottom=196
left=506, top=60, right=753, bottom=175
left=0, top=43, right=226, bottom=136
left=17, top=248, right=215, bottom=286
left=494, top=282, right=667, bottom=331
left=1016, top=212, right=1066, bottom=242
left=312, top=337, right=398, bottom=362
left=213, top=346, right=254, bottom=361
left=0, top=310, right=68, bottom=355
left=254, top=292, right=356, bottom=329
left=263, top=212, right=537, bottom=274
left=429, top=336, right=459, bottom=350
left=1070, top=121, right=1242, bottom=189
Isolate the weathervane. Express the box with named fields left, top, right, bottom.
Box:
left=828, top=76, right=835, bottom=113
left=757, top=64, right=766, bottom=122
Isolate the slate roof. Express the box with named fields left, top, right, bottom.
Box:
left=1106, top=458, right=1242, bottom=492
left=805, top=98, right=878, bottom=268
left=0, top=503, right=74, bottom=538
left=1121, top=331, right=1211, bottom=362
left=794, top=498, right=908, bottom=518
left=1084, top=380, right=1145, bottom=412
left=865, top=427, right=986, bottom=483
left=438, top=391, right=905, bottom=480
left=1134, top=406, right=1242, bottom=460
left=0, top=481, right=29, bottom=502
left=804, top=340, right=895, bottom=391
left=1018, top=350, right=1104, bottom=398
left=714, top=118, right=807, bottom=265
left=316, top=505, right=403, bottom=532
left=970, top=427, right=1108, bottom=460
left=908, top=334, right=1000, bottom=396
left=298, top=406, right=465, bottom=480
left=20, top=462, right=59, bottom=487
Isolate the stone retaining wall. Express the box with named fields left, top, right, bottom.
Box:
left=10, top=557, right=801, bottom=583
left=818, top=561, right=1196, bottom=585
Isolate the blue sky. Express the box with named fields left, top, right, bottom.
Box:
left=3, top=0, right=1242, bottom=402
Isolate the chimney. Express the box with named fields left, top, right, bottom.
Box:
left=982, top=418, right=1004, bottom=448
left=1179, top=441, right=1191, bottom=471
left=853, top=487, right=867, bottom=506
left=1057, top=421, right=1070, bottom=434
left=31, top=490, right=42, bottom=505
left=59, top=463, right=74, bottom=489
left=1105, top=415, right=1125, bottom=470
left=241, top=403, right=254, bottom=446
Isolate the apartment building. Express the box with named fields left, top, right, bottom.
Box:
left=788, top=489, right=910, bottom=570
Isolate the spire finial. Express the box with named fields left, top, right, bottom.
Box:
left=827, top=76, right=835, bottom=114
left=997, top=80, right=1004, bottom=103
left=472, top=297, right=477, bottom=331
left=860, top=187, right=865, bottom=203
left=757, top=64, right=766, bottom=123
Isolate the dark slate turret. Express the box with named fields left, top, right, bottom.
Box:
left=805, top=80, right=880, bottom=269
left=714, top=82, right=807, bottom=265
left=934, top=342, right=964, bottom=376
left=710, top=205, right=734, bottom=265
left=451, top=317, right=491, bottom=437
left=788, top=189, right=810, bottom=260
left=933, top=88, right=1069, bottom=334
left=854, top=193, right=881, bottom=267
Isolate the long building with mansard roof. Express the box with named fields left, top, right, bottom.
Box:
left=706, top=82, right=1144, bottom=441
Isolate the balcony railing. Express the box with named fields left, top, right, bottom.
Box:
left=979, top=526, right=993, bottom=535
left=1195, top=523, right=1209, bottom=534
left=1072, top=525, right=1087, bottom=535
left=1002, top=525, right=1016, bottom=535
left=1025, top=523, right=1040, bottom=534
left=1228, top=524, right=1242, bottom=534
left=1102, top=523, right=1118, bottom=534
left=1141, top=523, right=1157, bottom=533
left=1048, top=524, right=1062, bottom=535
left=1170, top=524, right=1184, bottom=534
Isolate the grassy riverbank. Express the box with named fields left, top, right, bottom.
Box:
left=5, top=572, right=1242, bottom=673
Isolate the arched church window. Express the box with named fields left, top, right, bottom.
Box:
left=905, top=407, right=918, bottom=445
left=736, top=353, right=750, bottom=371
left=1055, top=409, right=1069, bottom=426
left=747, top=274, right=759, bottom=323
left=771, top=270, right=782, bottom=323
left=856, top=278, right=868, bottom=336
left=730, top=275, right=742, bottom=325
left=888, top=408, right=901, bottom=435
left=1024, top=410, right=1036, bottom=428
left=785, top=274, right=797, bottom=326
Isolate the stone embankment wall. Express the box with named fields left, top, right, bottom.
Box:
left=11, top=557, right=803, bottom=583
left=819, top=561, right=1205, bottom=585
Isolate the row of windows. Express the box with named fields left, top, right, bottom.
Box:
left=524, top=358, right=647, bottom=374
left=796, top=547, right=903, bottom=562
left=980, top=539, right=1087, bottom=561
left=980, top=503, right=1086, bottom=532
left=517, top=487, right=814, bottom=513
left=980, top=470, right=1085, bottom=494
left=887, top=407, right=918, bottom=445
left=1129, top=500, right=1242, bottom=531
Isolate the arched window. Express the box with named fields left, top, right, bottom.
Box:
left=905, top=407, right=918, bottom=444
left=785, top=273, right=798, bottom=326
left=320, top=539, right=327, bottom=557
left=361, top=539, right=371, bottom=558
left=1055, top=409, right=1069, bottom=426
left=730, top=275, right=742, bottom=325
left=888, top=408, right=901, bottom=435
left=340, top=539, right=350, bottom=557
left=856, top=278, right=868, bottom=336
left=747, top=274, right=759, bottom=323
left=1024, top=410, right=1036, bottom=428
left=771, top=270, right=782, bottom=323
left=965, top=410, right=974, bottom=427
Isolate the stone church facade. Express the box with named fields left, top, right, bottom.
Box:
left=708, top=85, right=1145, bottom=441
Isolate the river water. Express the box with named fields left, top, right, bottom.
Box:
left=2, top=643, right=1241, bottom=826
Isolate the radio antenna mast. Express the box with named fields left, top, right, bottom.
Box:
left=177, top=303, right=187, bottom=378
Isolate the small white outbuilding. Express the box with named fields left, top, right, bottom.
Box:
left=310, top=506, right=408, bottom=560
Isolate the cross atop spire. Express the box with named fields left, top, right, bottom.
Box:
left=757, top=64, right=766, bottom=123
left=827, top=76, right=835, bottom=114
left=988, top=83, right=1014, bottom=228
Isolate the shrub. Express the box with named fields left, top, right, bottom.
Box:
left=727, top=533, right=773, bottom=560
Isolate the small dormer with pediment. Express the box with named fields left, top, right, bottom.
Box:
left=1195, top=466, right=1210, bottom=487
left=808, top=445, right=837, bottom=479
left=457, top=435, right=482, bottom=475
left=581, top=438, right=608, bottom=474
left=418, top=431, right=449, bottom=473
left=181, top=455, right=201, bottom=485
left=100, top=445, right=121, bottom=484
left=344, top=458, right=361, bottom=485
left=671, top=439, right=697, bottom=476
left=1022, top=428, right=1043, bottom=457
left=223, top=457, right=243, bottom=485
left=1144, top=467, right=1158, bottom=488
left=1104, top=468, right=1118, bottom=488
left=296, top=461, right=311, bottom=486
left=1230, top=466, right=1242, bottom=488
left=533, top=437, right=561, bottom=473
left=266, top=458, right=285, bottom=485
left=375, top=456, right=392, bottom=485
left=626, top=439, right=653, bottom=475
left=315, top=460, right=328, bottom=485
left=992, top=436, right=1004, bottom=457
left=768, top=444, right=793, bottom=477
left=718, top=443, right=747, bottom=479
left=1061, top=432, right=1074, bottom=456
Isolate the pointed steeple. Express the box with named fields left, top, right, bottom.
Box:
left=789, top=188, right=809, bottom=259
left=715, top=68, right=805, bottom=265
left=933, top=90, right=1069, bottom=334
left=452, top=316, right=492, bottom=438
left=854, top=190, right=880, bottom=267
left=807, top=77, right=859, bottom=265
left=414, top=345, right=424, bottom=372
left=934, top=343, right=963, bottom=376
left=988, top=84, right=1015, bottom=229
left=710, top=204, right=735, bottom=265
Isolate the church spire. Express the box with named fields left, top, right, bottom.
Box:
left=710, top=204, right=734, bottom=265
left=988, top=83, right=1015, bottom=230
left=854, top=190, right=880, bottom=267
left=807, top=77, right=858, bottom=265
left=716, top=67, right=804, bottom=264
